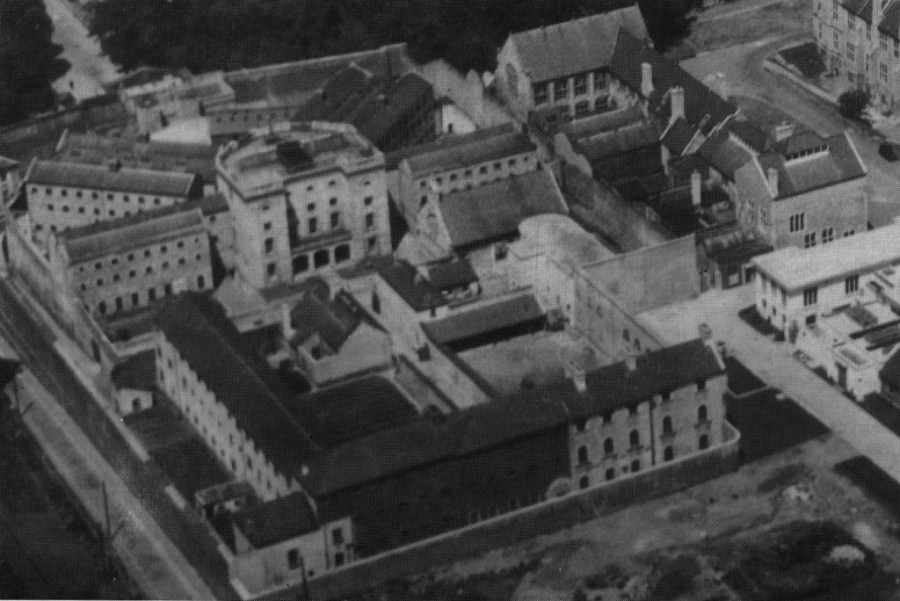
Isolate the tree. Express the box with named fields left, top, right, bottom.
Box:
left=838, top=88, right=871, bottom=121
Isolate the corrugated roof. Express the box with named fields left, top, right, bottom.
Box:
left=62, top=203, right=205, bottom=264
left=405, top=129, right=536, bottom=177
left=28, top=160, right=198, bottom=197
left=154, top=293, right=322, bottom=481
left=509, top=5, right=649, bottom=83
left=439, top=169, right=567, bottom=248
left=422, top=295, right=544, bottom=345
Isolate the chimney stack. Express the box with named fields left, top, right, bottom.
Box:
left=280, top=302, right=295, bottom=340
left=670, top=86, right=685, bottom=123
left=767, top=167, right=779, bottom=198
left=641, top=62, right=654, bottom=97
left=624, top=353, right=637, bottom=372
left=774, top=121, right=794, bottom=142
left=691, top=169, right=702, bottom=207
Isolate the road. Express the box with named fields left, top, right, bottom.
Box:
left=640, top=285, right=900, bottom=486
left=682, top=34, right=900, bottom=227
left=43, top=0, right=120, bottom=101
left=0, top=277, right=239, bottom=600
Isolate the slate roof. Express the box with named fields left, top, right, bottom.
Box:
left=842, top=0, right=900, bottom=38
left=230, top=492, right=319, bottom=549
left=567, top=339, right=724, bottom=419
left=61, top=203, right=205, bottom=264
left=661, top=117, right=699, bottom=155
left=726, top=119, right=774, bottom=154
left=879, top=347, right=900, bottom=387
left=439, top=169, right=567, bottom=248
left=372, top=256, right=447, bottom=312
left=696, top=129, right=753, bottom=180
left=609, top=30, right=737, bottom=133
left=306, top=338, right=720, bottom=496
left=28, top=160, right=198, bottom=197
left=422, top=295, right=544, bottom=345
left=280, top=376, right=419, bottom=449
left=154, top=293, right=321, bottom=480
left=384, top=124, right=518, bottom=170
left=405, top=129, right=536, bottom=177
left=426, top=259, right=478, bottom=291
left=290, top=289, right=378, bottom=351
left=110, top=350, right=156, bottom=391
left=577, top=120, right=660, bottom=162
left=759, top=131, right=866, bottom=199
left=509, top=4, right=649, bottom=83
left=294, top=66, right=434, bottom=148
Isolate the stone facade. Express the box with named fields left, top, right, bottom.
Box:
left=216, top=123, right=390, bottom=289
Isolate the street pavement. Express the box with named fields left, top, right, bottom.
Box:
left=640, top=285, right=900, bottom=485
left=0, top=278, right=239, bottom=600
left=44, top=0, right=120, bottom=101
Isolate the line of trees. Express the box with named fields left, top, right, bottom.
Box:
left=89, top=0, right=698, bottom=76
left=0, top=0, right=69, bottom=127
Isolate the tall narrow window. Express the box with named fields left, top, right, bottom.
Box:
left=629, top=430, right=639, bottom=449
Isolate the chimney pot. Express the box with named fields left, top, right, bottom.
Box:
left=691, top=170, right=702, bottom=207
left=670, top=86, right=685, bottom=123
left=767, top=167, right=779, bottom=197
left=641, top=62, right=654, bottom=97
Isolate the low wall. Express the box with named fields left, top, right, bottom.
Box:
left=257, top=422, right=740, bottom=601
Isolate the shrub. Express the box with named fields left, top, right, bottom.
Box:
left=838, top=89, right=871, bottom=121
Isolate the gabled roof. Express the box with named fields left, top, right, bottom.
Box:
left=231, top=492, right=319, bottom=549
left=372, top=256, right=447, bottom=312
left=290, top=289, right=378, bottom=351
left=696, top=129, right=753, bottom=180
left=111, top=350, right=156, bottom=391
left=384, top=123, right=517, bottom=170
left=880, top=346, right=900, bottom=387
left=154, top=293, right=321, bottom=480
left=568, top=339, right=724, bottom=419
left=726, top=119, right=773, bottom=154
left=577, top=120, right=661, bottom=161
left=563, top=106, right=645, bottom=139
left=405, top=128, right=536, bottom=177
left=842, top=0, right=900, bottom=39
left=439, top=169, right=567, bottom=248
left=61, top=203, right=205, bottom=264
left=609, top=30, right=737, bottom=133
left=422, top=295, right=544, bottom=345
left=509, top=4, right=649, bottom=83
left=28, top=160, right=198, bottom=197
left=661, top=117, right=699, bottom=155
left=759, top=131, right=866, bottom=199
left=426, top=259, right=478, bottom=291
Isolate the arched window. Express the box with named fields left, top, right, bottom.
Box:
left=662, top=416, right=673, bottom=435
left=631, top=459, right=641, bottom=473
left=579, top=475, right=589, bottom=489
left=663, top=446, right=674, bottom=462
left=629, top=430, right=640, bottom=448
left=577, top=446, right=588, bottom=465
left=313, top=249, right=329, bottom=268
left=698, top=404, right=708, bottom=423
left=699, top=434, right=710, bottom=450
left=603, top=437, right=614, bottom=455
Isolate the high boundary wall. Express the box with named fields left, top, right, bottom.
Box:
left=413, top=59, right=516, bottom=130
left=561, top=165, right=670, bottom=252
left=255, top=422, right=740, bottom=601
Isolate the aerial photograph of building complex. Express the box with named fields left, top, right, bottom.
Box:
left=3, top=0, right=900, bottom=599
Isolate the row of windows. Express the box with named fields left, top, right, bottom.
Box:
left=418, top=157, right=528, bottom=189
left=77, top=239, right=203, bottom=274
left=533, top=70, right=608, bottom=105
left=79, top=257, right=205, bottom=289
left=286, top=242, right=356, bottom=278
left=93, top=276, right=206, bottom=314
left=35, top=187, right=172, bottom=206
left=578, top=434, right=713, bottom=489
